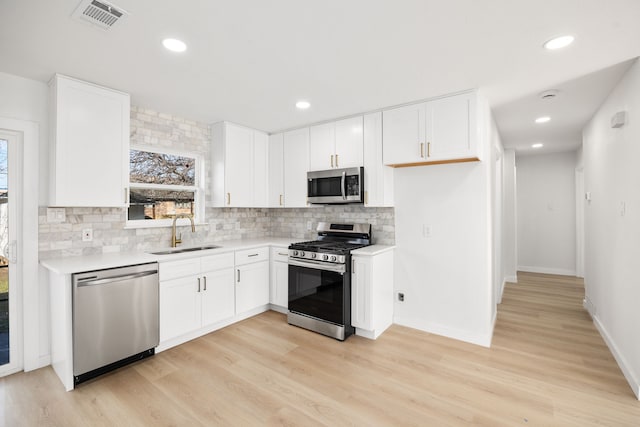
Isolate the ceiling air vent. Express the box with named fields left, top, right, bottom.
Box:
left=71, top=0, right=129, bottom=31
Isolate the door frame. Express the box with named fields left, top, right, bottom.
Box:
left=0, top=117, right=39, bottom=373
left=575, top=167, right=585, bottom=278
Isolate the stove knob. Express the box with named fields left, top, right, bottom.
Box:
left=293, top=250, right=298, bottom=256
left=330, top=256, right=337, bottom=262
left=300, top=251, right=305, bottom=257
left=322, top=254, right=329, bottom=261
left=311, top=253, right=317, bottom=259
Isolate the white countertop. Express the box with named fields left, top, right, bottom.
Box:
left=40, top=237, right=395, bottom=275
left=351, top=244, right=396, bottom=256
left=40, top=237, right=294, bottom=275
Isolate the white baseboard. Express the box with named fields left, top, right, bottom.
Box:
left=592, top=314, right=640, bottom=400
left=583, top=296, right=596, bottom=317
left=393, top=316, right=492, bottom=348
left=504, top=275, right=518, bottom=284
left=517, top=265, right=577, bottom=276
left=269, top=304, right=288, bottom=314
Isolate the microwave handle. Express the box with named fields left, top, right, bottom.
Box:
left=341, top=171, right=346, bottom=200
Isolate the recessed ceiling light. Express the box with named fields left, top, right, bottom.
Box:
left=296, top=100, right=311, bottom=110
left=532, top=143, right=544, bottom=149
left=543, top=35, right=574, bottom=50
left=535, top=116, right=551, bottom=124
left=162, top=38, right=187, bottom=53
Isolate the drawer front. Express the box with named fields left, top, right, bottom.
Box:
left=159, top=257, right=202, bottom=281
left=201, top=252, right=235, bottom=272
left=235, top=246, right=269, bottom=266
left=270, top=246, right=289, bottom=263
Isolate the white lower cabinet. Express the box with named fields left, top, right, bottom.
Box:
left=351, top=248, right=395, bottom=339
left=235, top=247, right=270, bottom=314
left=159, top=253, right=235, bottom=342
left=270, top=247, right=289, bottom=310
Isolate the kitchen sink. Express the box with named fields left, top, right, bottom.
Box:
left=150, top=244, right=222, bottom=255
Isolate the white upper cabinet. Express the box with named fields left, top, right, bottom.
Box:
left=49, top=74, right=129, bottom=207
left=211, top=121, right=269, bottom=207
left=268, top=133, right=285, bottom=208
left=283, top=128, right=309, bottom=207
left=363, top=112, right=393, bottom=207
left=309, top=116, right=363, bottom=171
left=382, top=91, right=478, bottom=167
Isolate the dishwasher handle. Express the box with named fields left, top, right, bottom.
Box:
left=76, top=270, right=158, bottom=287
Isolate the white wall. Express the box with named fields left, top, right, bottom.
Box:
left=393, top=96, right=495, bottom=347
left=582, top=58, right=640, bottom=399
left=0, top=71, right=48, bottom=369
left=502, top=150, right=517, bottom=283
left=516, top=151, right=577, bottom=275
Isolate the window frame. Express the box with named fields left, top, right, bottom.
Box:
left=125, top=144, right=206, bottom=229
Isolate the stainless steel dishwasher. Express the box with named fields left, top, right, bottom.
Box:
left=72, top=262, right=159, bottom=385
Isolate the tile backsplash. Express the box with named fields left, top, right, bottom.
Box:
left=38, top=206, right=394, bottom=259
left=38, top=106, right=395, bottom=260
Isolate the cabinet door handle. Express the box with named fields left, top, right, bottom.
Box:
left=124, top=187, right=129, bottom=205
left=197, top=277, right=201, bottom=292
left=330, top=155, right=334, bottom=168
left=227, top=193, right=231, bottom=205
left=203, top=276, right=207, bottom=291
left=237, top=269, right=240, bottom=283
left=335, top=154, right=339, bottom=167
left=279, top=194, right=283, bottom=206
left=420, top=143, right=425, bottom=158
left=427, top=142, right=431, bottom=157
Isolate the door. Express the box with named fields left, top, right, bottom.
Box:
left=268, top=133, right=284, bottom=207
left=0, top=132, right=19, bottom=376
left=159, top=276, right=201, bottom=342
left=235, top=261, right=269, bottom=314
left=283, top=128, right=309, bottom=207
left=575, top=168, right=585, bottom=278
left=288, top=262, right=346, bottom=325
left=270, top=260, right=289, bottom=308
left=428, top=93, right=474, bottom=160
left=224, top=123, right=253, bottom=207
left=382, top=103, right=425, bottom=165
left=309, top=122, right=335, bottom=171
left=201, top=268, right=235, bottom=325
left=334, top=116, right=363, bottom=169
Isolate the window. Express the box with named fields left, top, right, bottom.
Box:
left=127, top=146, right=204, bottom=227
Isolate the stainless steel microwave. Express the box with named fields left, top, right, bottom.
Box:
left=307, top=167, right=364, bottom=204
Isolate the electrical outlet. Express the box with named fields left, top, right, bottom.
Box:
left=397, top=292, right=405, bottom=302
left=306, top=221, right=313, bottom=231
left=423, top=224, right=432, bottom=238
left=82, top=228, right=93, bottom=242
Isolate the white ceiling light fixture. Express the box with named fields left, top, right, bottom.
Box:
left=543, top=35, right=575, bottom=50
left=295, top=100, right=311, bottom=110
left=532, top=143, right=544, bottom=149
left=535, top=116, right=551, bottom=124
left=162, top=38, right=187, bottom=53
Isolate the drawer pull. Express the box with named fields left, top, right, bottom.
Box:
left=248, top=253, right=259, bottom=257
left=277, top=252, right=288, bottom=256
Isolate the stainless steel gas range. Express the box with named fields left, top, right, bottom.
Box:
left=287, top=222, right=372, bottom=340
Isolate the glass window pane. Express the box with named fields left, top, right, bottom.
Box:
left=128, top=188, right=195, bottom=220
left=130, top=149, right=195, bottom=186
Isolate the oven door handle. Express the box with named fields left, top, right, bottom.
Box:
left=288, top=258, right=346, bottom=274
left=341, top=171, right=346, bottom=200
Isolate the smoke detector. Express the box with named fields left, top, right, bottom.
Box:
left=539, top=89, right=560, bottom=100
left=72, top=0, right=129, bottom=31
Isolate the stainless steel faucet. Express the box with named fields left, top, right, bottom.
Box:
left=171, top=214, right=195, bottom=247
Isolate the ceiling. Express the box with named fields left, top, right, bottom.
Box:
left=1, top=0, right=639, bottom=153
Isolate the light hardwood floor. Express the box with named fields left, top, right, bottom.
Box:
left=1, top=272, right=638, bottom=426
